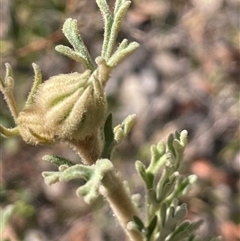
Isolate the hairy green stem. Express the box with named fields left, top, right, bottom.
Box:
left=67, top=137, right=103, bottom=165
left=100, top=170, right=143, bottom=241
left=68, top=134, right=143, bottom=240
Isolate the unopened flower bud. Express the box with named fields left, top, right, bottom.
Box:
left=17, top=70, right=106, bottom=145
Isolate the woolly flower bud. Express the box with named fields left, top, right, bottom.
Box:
left=16, top=70, right=106, bottom=145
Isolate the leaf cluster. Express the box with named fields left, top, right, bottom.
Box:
left=132, top=131, right=221, bottom=241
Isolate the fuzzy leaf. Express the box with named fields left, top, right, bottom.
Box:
left=43, top=155, right=74, bottom=167
left=135, top=160, right=153, bottom=189
left=56, top=18, right=94, bottom=70
left=170, top=220, right=191, bottom=238
left=180, top=130, right=188, bottom=146
left=174, top=203, right=187, bottom=221
left=113, top=114, right=136, bottom=143
left=137, top=140, right=167, bottom=190
left=55, top=45, right=92, bottom=70
left=97, top=0, right=131, bottom=59
left=42, top=171, right=61, bottom=185
left=166, top=175, right=197, bottom=205
left=167, top=133, right=175, bottom=157
left=156, top=172, right=179, bottom=204
left=158, top=204, right=187, bottom=241
left=107, top=41, right=139, bottom=67
left=64, top=159, right=113, bottom=203
left=42, top=159, right=113, bottom=204
left=166, top=130, right=188, bottom=170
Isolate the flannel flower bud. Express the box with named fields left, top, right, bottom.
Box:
left=16, top=70, right=106, bottom=146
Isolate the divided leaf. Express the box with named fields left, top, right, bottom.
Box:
left=42, top=159, right=113, bottom=204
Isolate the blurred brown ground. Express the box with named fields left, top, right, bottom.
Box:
left=1, top=0, right=239, bottom=240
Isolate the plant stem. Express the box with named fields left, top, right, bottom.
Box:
left=67, top=134, right=103, bottom=165
left=68, top=136, right=143, bottom=240
left=100, top=170, right=144, bottom=241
